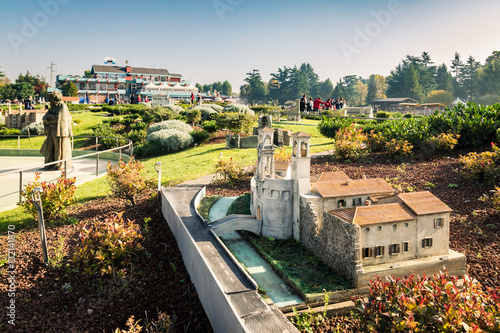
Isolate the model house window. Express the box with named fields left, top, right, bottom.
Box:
left=403, top=242, right=409, bottom=252
left=389, top=243, right=400, bottom=255
left=422, top=238, right=433, bottom=248
left=362, top=248, right=373, bottom=258
left=352, top=198, right=362, bottom=206
left=337, top=200, right=346, bottom=208
left=434, top=218, right=444, bottom=228
left=374, top=246, right=385, bottom=257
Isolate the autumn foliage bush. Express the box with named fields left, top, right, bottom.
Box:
left=72, top=213, right=143, bottom=276
left=385, top=138, right=414, bottom=159
left=353, top=271, right=500, bottom=332
left=428, top=132, right=460, bottom=151
left=333, top=125, right=369, bottom=161
left=214, top=156, right=247, bottom=186
left=107, top=158, right=155, bottom=205
left=460, top=142, right=500, bottom=183
left=19, top=172, right=76, bottom=221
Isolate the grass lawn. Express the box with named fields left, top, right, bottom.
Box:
left=0, top=113, right=331, bottom=230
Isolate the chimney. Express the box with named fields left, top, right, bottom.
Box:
left=365, top=200, right=371, bottom=206
left=346, top=180, right=351, bottom=186
left=362, top=175, right=367, bottom=179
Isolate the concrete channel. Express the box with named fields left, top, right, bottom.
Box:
left=161, top=180, right=299, bottom=333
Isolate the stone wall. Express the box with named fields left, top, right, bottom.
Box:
left=300, top=200, right=358, bottom=286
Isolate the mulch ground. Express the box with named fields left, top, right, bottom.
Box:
left=1, top=145, right=498, bottom=333
left=0, top=191, right=213, bottom=332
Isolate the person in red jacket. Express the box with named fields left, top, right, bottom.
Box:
left=313, top=97, right=325, bottom=113
left=324, top=98, right=332, bottom=110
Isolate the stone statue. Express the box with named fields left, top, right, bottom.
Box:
left=40, top=91, right=73, bottom=170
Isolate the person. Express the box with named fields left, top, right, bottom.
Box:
left=191, top=92, right=195, bottom=104
left=24, top=96, right=34, bottom=110
left=324, top=98, right=332, bottom=110
left=307, top=97, right=313, bottom=112
left=299, top=94, right=307, bottom=112
left=137, top=95, right=142, bottom=103
left=40, top=91, right=73, bottom=170
left=339, top=97, right=345, bottom=109
left=334, top=98, right=340, bottom=110
left=313, top=97, right=325, bottom=113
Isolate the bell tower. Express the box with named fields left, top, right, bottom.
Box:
left=291, top=132, right=311, bottom=240
left=256, top=127, right=275, bottom=180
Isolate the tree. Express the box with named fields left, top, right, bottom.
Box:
left=450, top=52, right=464, bottom=79
left=435, top=64, right=454, bottom=93
left=318, top=79, right=334, bottom=100
left=243, top=69, right=267, bottom=104
left=477, top=51, right=500, bottom=97
left=61, top=81, right=78, bottom=97
left=461, top=56, right=480, bottom=101
left=195, top=83, right=203, bottom=92
left=84, top=70, right=93, bottom=78
left=16, top=71, right=48, bottom=95
left=426, top=90, right=455, bottom=106
left=366, top=74, right=387, bottom=102
left=404, top=65, right=424, bottom=102
left=222, top=80, right=232, bottom=96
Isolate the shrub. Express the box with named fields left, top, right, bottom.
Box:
left=165, top=105, right=184, bottom=114
left=206, top=104, right=223, bottom=112
left=125, top=129, right=147, bottom=144
left=367, top=130, right=386, bottom=152
left=194, top=106, right=218, bottom=121
left=497, top=127, right=500, bottom=143
left=107, top=158, right=155, bottom=206
left=376, top=111, right=391, bottom=118
left=190, top=130, right=210, bottom=145
left=321, top=109, right=343, bottom=117
left=146, top=119, right=193, bottom=136
left=403, top=113, right=413, bottom=118
left=202, top=120, right=218, bottom=133
left=222, top=104, right=255, bottom=115
left=92, top=122, right=122, bottom=150
left=0, top=127, right=21, bottom=135
left=216, top=112, right=256, bottom=134
left=146, top=129, right=194, bottom=153
left=428, top=132, right=460, bottom=151
left=318, top=116, right=354, bottom=139
left=18, top=172, right=76, bottom=221
left=460, top=142, right=500, bottom=183
left=353, top=271, right=500, bottom=332
left=334, top=125, right=369, bottom=161
left=275, top=147, right=291, bottom=162
left=186, top=109, right=201, bottom=125
left=385, top=138, right=413, bottom=159
left=20, top=121, right=45, bottom=135
left=227, top=193, right=251, bottom=215
left=72, top=213, right=143, bottom=276
left=133, top=141, right=163, bottom=157
left=214, top=157, right=247, bottom=186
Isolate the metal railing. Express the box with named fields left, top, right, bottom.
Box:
left=0, top=135, right=133, bottom=203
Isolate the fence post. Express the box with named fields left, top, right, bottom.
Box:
left=18, top=136, right=20, bottom=149
left=64, top=160, right=67, bottom=179
left=18, top=171, right=23, bottom=203
left=72, top=136, right=74, bottom=150
left=96, top=154, right=99, bottom=177
left=32, top=188, right=49, bottom=265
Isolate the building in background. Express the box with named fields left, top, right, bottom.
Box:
left=56, top=62, right=198, bottom=103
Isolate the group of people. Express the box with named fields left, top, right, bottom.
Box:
left=299, top=95, right=346, bottom=113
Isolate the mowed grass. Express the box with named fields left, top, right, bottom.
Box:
left=0, top=113, right=331, bottom=230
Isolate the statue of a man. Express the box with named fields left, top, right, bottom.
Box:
left=40, top=91, right=73, bottom=170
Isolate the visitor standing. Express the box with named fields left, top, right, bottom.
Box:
left=307, top=97, right=313, bottom=112
left=313, top=97, right=325, bottom=113
left=300, top=94, right=307, bottom=112
left=325, top=99, right=332, bottom=110
left=191, top=92, right=195, bottom=104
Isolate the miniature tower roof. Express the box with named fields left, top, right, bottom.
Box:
left=260, top=126, right=275, bottom=133
left=291, top=131, right=311, bottom=138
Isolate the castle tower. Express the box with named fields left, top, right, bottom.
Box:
left=256, top=126, right=275, bottom=180
left=291, top=132, right=311, bottom=240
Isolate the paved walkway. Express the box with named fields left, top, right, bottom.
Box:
left=0, top=156, right=109, bottom=212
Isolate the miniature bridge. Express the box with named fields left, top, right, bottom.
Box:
left=209, top=214, right=261, bottom=237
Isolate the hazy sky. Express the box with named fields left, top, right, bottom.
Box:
left=1, top=0, right=499, bottom=90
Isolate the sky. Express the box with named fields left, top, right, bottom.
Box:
left=0, top=0, right=499, bottom=91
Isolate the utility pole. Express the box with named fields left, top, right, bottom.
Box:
left=47, top=62, right=57, bottom=87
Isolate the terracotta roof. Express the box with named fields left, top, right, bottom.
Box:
left=313, top=178, right=395, bottom=198
left=398, top=191, right=452, bottom=215
left=260, top=126, right=275, bottom=132
left=328, top=203, right=416, bottom=226
left=315, top=171, right=351, bottom=184
left=275, top=161, right=290, bottom=172
left=291, top=131, right=311, bottom=138
left=62, top=97, right=80, bottom=102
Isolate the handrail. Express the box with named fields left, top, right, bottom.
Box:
left=0, top=135, right=133, bottom=204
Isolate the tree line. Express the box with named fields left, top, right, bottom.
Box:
left=239, top=50, right=500, bottom=106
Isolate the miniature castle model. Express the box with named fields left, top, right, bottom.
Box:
left=249, top=127, right=466, bottom=288
left=4, top=103, right=47, bottom=129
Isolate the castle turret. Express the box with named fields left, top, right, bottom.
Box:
left=255, top=126, right=275, bottom=180
left=291, top=131, right=311, bottom=240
